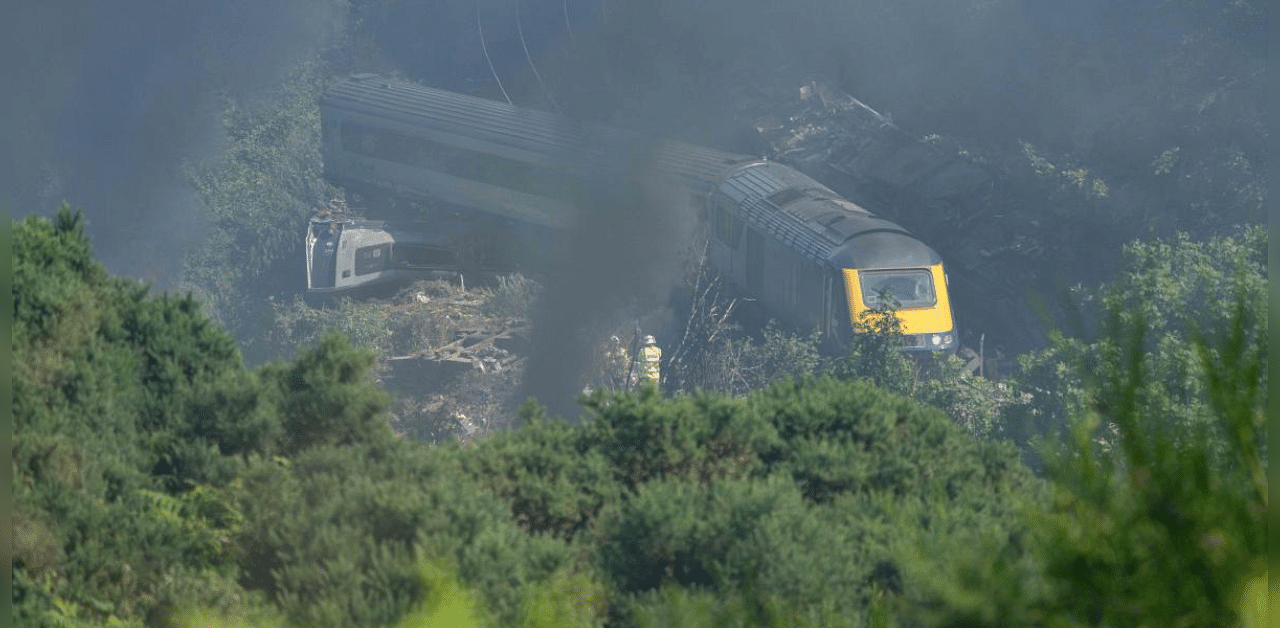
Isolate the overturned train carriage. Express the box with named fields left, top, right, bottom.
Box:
left=311, top=74, right=956, bottom=351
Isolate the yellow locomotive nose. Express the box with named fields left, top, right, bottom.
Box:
left=844, top=265, right=955, bottom=346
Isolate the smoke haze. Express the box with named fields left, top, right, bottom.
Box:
left=4, top=0, right=1263, bottom=409
left=518, top=137, right=700, bottom=419
left=3, top=0, right=345, bottom=284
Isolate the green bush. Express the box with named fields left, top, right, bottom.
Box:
left=578, top=386, right=781, bottom=490
left=257, top=332, right=393, bottom=455
left=1000, top=226, right=1266, bottom=456
left=910, top=286, right=1266, bottom=627
left=827, top=309, right=916, bottom=397
left=599, top=475, right=806, bottom=593
left=482, top=273, right=541, bottom=320
left=571, top=378, right=1034, bottom=624
left=231, top=440, right=591, bottom=628
left=13, top=207, right=406, bottom=627
left=458, top=408, right=622, bottom=541
left=181, top=61, right=339, bottom=362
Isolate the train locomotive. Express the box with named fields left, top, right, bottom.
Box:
left=309, top=74, right=956, bottom=352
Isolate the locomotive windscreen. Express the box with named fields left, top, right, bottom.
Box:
left=858, top=269, right=937, bottom=309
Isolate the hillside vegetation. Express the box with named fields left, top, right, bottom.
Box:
left=13, top=207, right=1266, bottom=627
left=14, top=4, right=1269, bottom=624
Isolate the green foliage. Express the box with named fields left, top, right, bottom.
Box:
left=599, top=475, right=806, bottom=593
left=173, top=603, right=289, bottom=628
left=269, top=295, right=394, bottom=355
left=14, top=208, right=401, bottom=627
left=1020, top=141, right=1109, bottom=201
left=50, top=205, right=1274, bottom=628
left=829, top=309, right=916, bottom=396
left=481, top=273, right=541, bottom=319
left=392, top=559, right=492, bottom=628
left=911, top=354, right=1009, bottom=438
left=516, top=566, right=608, bottom=628
left=173, top=556, right=607, bottom=628
left=623, top=585, right=852, bottom=628
left=729, top=322, right=826, bottom=393
left=578, top=386, right=781, bottom=490
left=257, top=332, right=393, bottom=455
left=181, top=60, right=339, bottom=362
left=459, top=409, right=622, bottom=540
left=673, top=301, right=1009, bottom=438
left=1001, top=226, right=1267, bottom=455
left=752, top=377, right=1032, bottom=506
left=13, top=207, right=256, bottom=625
left=573, top=378, right=1035, bottom=624
left=910, top=231, right=1267, bottom=626
left=231, top=440, right=588, bottom=628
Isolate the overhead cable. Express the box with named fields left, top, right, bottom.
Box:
left=477, top=0, right=512, bottom=105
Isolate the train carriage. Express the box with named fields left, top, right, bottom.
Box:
left=311, top=74, right=956, bottom=351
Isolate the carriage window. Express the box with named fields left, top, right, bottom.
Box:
left=713, top=203, right=741, bottom=249
left=339, top=121, right=584, bottom=203
left=859, top=269, right=936, bottom=309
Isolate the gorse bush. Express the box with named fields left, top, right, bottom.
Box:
left=14, top=208, right=252, bottom=628
left=1000, top=225, right=1266, bottom=461
left=181, top=61, right=339, bottom=363
left=14, top=208, right=400, bottom=627
left=482, top=272, right=541, bottom=319
left=908, top=232, right=1267, bottom=627
left=18, top=206, right=1263, bottom=628
left=270, top=295, right=395, bottom=356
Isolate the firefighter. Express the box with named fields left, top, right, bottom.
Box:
left=639, top=334, right=661, bottom=387
left=604, top=335, right=631, bottom=391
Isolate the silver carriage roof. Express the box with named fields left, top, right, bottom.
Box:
left=321, top=74, right=751, bottom=195
left=322, top=75, right=941, bottom=269
left=715, top=161, right=942, bottom=269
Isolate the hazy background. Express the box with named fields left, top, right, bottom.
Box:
left=6, top=0, right=1262, bottom=267
left=3, top=0, right=346, bottom=284
left=4, top=0, right=1264, bottom=411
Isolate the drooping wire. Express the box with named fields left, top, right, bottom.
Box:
left=516, top=0, right=562, bottom=112
left=477, top=0, right=512, bottom=105
left=562, top=0, right=576, bottom=45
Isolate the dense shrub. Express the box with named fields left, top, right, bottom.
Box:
left=999, top=226, right=1267, bottom=462
left=909, top=302, right=1267, bottom=627
left=906, top=227, right=1267, bottom=626
left=13, top=208, right=401, bottom=626
left=458, top=410, right=622, bottom=541
left=26, top=203, right=1260, bottom=628
left=14, top=208, right=257, bottom=626
left=232, top=440, right=589, bottom=628
left=574, top=378, right=1036, bottom=624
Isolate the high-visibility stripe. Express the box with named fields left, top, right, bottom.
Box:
left=640, top=346, right=662, bottom=382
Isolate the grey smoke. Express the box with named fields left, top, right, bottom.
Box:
left=3, top=0, right=345, bottom=285
left=518, top=135, right=697, bottom=420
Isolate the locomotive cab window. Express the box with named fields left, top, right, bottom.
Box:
left=859, top=269, right=936, bottom=309
left=354, top=243, right=392, bottom=276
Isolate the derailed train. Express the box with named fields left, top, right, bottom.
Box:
left=309, top=74, right=956, bottom=351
